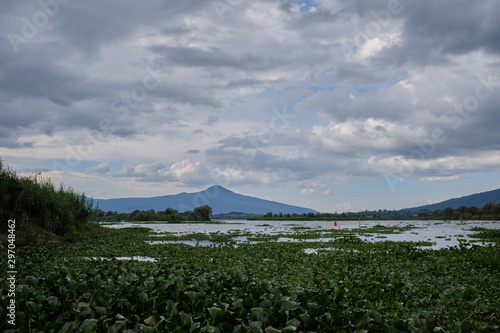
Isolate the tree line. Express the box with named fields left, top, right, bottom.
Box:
left=413, top=203, right=500, bottom=220
left=94, top=205, right=212, bottom=222
left=250, top=202, right=500, bottom=221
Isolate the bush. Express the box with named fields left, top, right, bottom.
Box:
left=0, top=160, right=94, bottom=242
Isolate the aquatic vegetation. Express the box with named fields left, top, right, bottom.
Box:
left=1, top=224, right=499, bottom=332
left=468, top=227, right=500, bottom=242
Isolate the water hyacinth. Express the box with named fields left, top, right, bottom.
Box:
left=1, top=223, right=499, bottom=332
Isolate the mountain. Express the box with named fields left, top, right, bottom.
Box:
left=405, top=188, right=500, bottom=212
left=94, top=185, right=317, bottom=215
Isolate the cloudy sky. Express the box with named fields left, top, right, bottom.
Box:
left=1, top=0, right=499, bottom=212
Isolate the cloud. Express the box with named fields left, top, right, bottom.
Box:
left=310, top=117, right=426, bottom=156
left=87, top=162, right=111, bottom=176
left=112, top=160, right=214, bottom=186
left=335, top=202, right=355, bottom=212
left=113, top=161, right=170, bottom=182
left=421, top=175, right=459, bottom=183
left=1, top=0, right=499, bottom=211
left=300, top=186, right=332, bottom=196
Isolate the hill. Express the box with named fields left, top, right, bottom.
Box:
left=405, top=188, right=500, bottom=212
left=94, top=185, right=317, bottom=215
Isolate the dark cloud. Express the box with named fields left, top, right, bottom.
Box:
left=150, top=45, right=285, bottom=71
left=112, top=128, right=137, bottom=138
left=0, top=0, right=499, bottom=199
left=161, top=24, right=195, bottom=36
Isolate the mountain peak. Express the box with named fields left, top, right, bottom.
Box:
left=94, top=186, right=316, bottom=214
left=205, top=185, right=228, bottom=190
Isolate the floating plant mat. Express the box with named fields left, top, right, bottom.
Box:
left=110, top=219, right=500, bottom=250
left=1, top=222, right=499, bottom=332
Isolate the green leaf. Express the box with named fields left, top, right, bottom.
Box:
left=144, top=314, right=157, bottom=326
left=77, top=302, right=91, bottom=316
left=144, top=278, right=155, bottom=291
left=190, top=322, right=201, bottom=332
left=47, top=296, right=60, bottom=311
left=208, top=307, right=222, bottom=322
left=368, top=309, right=381, bottom=323
left=80, top=319, right=98, bottom=333
left=265, top=326, right=281, bottom=333
left=232, top=299, right=243, bottom=310
left=280, top=301, right=297, bottom=313
left=333, top=286, right=345, bottom=302
left=200, top=325, right=220, bottom=332
left=138, top=291, right=149, bottom=303
left=115, top=314, right=127, bottom=320
left=95, top=306, right=107, bottom=316
left=353, top=329, right=368, bottom=333
left=185, top=291, right=198, bottom=304
left=286, top=318, right=300, bottom=328
left=251, top=307, right=265, bottom=321
left=358, top=316, right=373, bottom=327
left=179, top=311, right=192, bottom=328
left=26, top=275, right=39, bottom=286
left=60, top=321, right=75, bottom=333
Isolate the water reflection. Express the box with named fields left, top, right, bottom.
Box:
left=104, top=220, right=499, bottom=250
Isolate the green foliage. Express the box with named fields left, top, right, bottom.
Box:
left=95, top=205, right=213, bottom=222
left=250, top=203, right=500, bottom=221
left=1, top=225, right=499, bottom=332
left=0, top=160, right=94, bottom=241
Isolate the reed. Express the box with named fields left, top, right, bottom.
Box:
left=0, top=160, right=94, bottom=243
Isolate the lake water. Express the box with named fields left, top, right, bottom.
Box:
left=104, top=219, right=499, bottom=250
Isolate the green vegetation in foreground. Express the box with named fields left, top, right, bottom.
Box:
left=1, top=225, right=499, bottom=332
left=0, top=160, right=94, bottom=244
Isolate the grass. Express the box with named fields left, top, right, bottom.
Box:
left=0, top=160, right=94, bottom=244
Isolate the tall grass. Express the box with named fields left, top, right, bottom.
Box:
left=0, top=160, right=94, bottom=242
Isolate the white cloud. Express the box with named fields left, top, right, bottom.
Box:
left=87, top=162, right=110, bottom=176
left=298, top=181, right=332, bottom=196
left=310, top=118, right=426, bottom=154
left=421, top=175, right=459, bottom=183
left=335, top=202, right=355, bottom=212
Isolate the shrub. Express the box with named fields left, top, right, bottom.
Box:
left=0, top=160, right=94, bottom=242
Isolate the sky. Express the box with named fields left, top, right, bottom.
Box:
left=1, top=0, right=500, bottom=213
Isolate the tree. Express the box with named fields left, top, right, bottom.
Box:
left=164, top=207, right=178, bottom=215
left=131, top=210, right=141, bottom=219
left=193, top=205, right=212, bottom=221
left=483, top=202, right=494, bottom=215
left=492, top=203, right=500, bottom=219
left=443, top=207, right=454, bottom=219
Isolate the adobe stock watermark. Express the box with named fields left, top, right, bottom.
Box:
left=209, top=0, right=241, bottom=21
left=179, top=106, right=297, bottom=212
left=6, top=219, right=17, bottom=326
left=340, top=0, right=411, bottom=60
left=385, top=72, right=500, bottom=192
left=50, top=64, right=164, bottom=177
left=7, top=0, right=73, bottom=54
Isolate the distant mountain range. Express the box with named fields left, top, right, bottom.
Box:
left=94, top=186, right=499, bottom=216
left=94, top=185, right=317, bottom=215
left=405, top=188, right=500, bottom=212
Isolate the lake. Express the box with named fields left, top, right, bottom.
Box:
left=103, top=219, right=500, bottom=250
